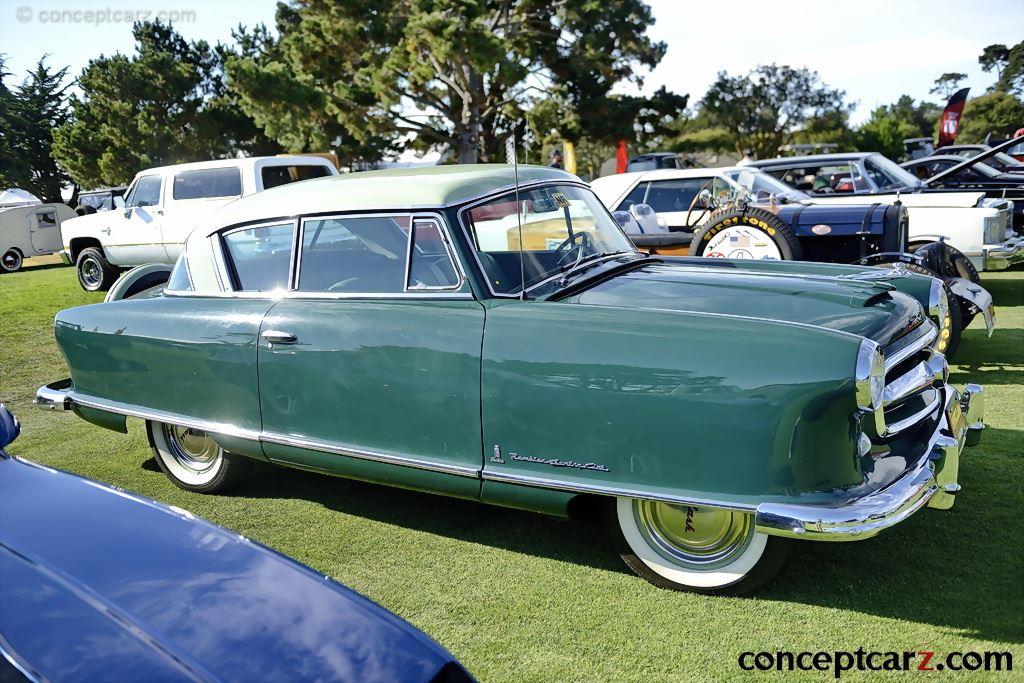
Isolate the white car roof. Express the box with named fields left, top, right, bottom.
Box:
left=135, top=155, right=336, bottom=177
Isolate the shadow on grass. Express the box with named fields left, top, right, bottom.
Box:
left=165, top=419, right=1023, bottom=645
left=17, top=262, right=71, bottom=274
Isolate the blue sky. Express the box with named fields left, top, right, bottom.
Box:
left=1, top=0, right=1021, bottom=129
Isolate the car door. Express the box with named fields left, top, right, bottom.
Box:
left=29, top=208, right=62, bottom=254
left=106, top=174, right=166, bottom=265
left=252, top=213, right=485, bottom=497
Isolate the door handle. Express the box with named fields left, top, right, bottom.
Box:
left=262, top=330, right=298, bottom=346
left=101, top=227, right=111, bottom=235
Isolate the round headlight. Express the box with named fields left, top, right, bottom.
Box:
left=855, top=339, right=885, bottom=411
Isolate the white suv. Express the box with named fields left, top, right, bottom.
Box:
left=61, top=156, right=338, bottom=290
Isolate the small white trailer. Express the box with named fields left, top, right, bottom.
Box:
left=1, top=203, right=77, bottom=273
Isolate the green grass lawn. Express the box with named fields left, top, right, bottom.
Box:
left=2, top=257, right=1022, bottom=681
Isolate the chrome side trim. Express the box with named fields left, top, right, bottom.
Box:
left=481, top=469, right=757, bottom=512
left=67, top=391, right=261, bottom=440
left=60, top=390, right=480, bottom=479
left=259, top=432, right=479, bottom=477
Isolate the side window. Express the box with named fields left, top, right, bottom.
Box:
left=126, top=176, right=162, bottom=208
left=165, top=252, right=193, bottom=291
left=643, top=178, right=708, bottom=213
left=298, top=215, right=409, bottom=293
left=261, top=164, right=332, bottom=190
left=35, top=211, right=57, bottom=228
left=172, top=168, right=242, bottom=200
left=616, top=183, right=648, bottom=211
left=222, top=222, right=295, bottom=291
left=408, top=220, right=459, bottom=290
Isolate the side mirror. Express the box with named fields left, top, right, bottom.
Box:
left=123, top=206, right=133, bottom=218
left=0, top=404, right=20, bottom=449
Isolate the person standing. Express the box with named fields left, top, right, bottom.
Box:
left=549, top=149, right=563, bottom=169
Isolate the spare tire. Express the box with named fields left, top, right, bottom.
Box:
left=692, top=206, right=803, bottom=261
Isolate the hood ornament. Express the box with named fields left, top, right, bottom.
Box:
left=838, top=262, right=912, bottom=282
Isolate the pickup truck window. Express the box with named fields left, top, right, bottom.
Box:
left=172, top=168, right=243, bottom=200
left=126, top=176, right=162, bottom=208
left=222, top=222, right=295, bottom=291
left=261, top=164, right=332, bottom=190
left=297, top=215, right=410, bottom=294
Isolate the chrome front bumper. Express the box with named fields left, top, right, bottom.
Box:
left=34, top=379, right=73, bottom=411
left=981, top=235, right=1024, bottom=271
left=754, top=384, right=985, bottom=541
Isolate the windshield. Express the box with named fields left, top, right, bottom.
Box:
left=721, top=169, right=809, bottom=201
left=864, top=155, right=922, bottom=191
left=464, top=184, right=636, bottom=295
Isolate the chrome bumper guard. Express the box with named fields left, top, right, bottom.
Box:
left=34, top=379, right=73, bottom=411
left=983, top=235, right=1024, bottom=271
left=755, top=384, right=985, bottom=541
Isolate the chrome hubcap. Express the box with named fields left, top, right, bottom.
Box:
left=81, top=257, right=101, bottom=287
left=634, top=501, right=754, bottom=569
left=162, top=424, right=220, bottom=474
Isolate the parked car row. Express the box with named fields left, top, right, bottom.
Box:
left=33, top=163, right=987, bottom=599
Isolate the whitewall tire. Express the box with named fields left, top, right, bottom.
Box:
left=147, top=420, right=250, bottom=493
left=608, top=497, right=789, bottom=594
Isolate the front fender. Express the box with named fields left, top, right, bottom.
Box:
left=480, top=300, right=866, bottom=509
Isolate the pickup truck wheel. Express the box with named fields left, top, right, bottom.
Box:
left=76, top=247, right=120, bottom=291
left=692, top=207, right=802, bottom=261
left=147, top=420, right=250, bottom=493
left=1, top=248, right=23, bottom=273
left=608, top=498, right=789, bottom=594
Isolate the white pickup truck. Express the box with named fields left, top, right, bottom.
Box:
left=60, top=156, right=338, bottom=290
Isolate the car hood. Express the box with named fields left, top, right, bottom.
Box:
left=565, top=261, right=924, bottom=346
left=0, top=456, right=465, bottom=683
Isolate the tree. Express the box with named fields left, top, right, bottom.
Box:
left=226, top=0, right=671, bottom=165
left=992, top=41, right=1024, bottom=95
left=52, top=20, right=279, bottom=188
left=930, top=72, right=967, bottom=99
left=979, top=44, right=1010, bottom=81
left=14, top=59, right=72, bottom=202
left=956, top=91, right=1024, bottom=143
left=0, top=56, right=30, bottom=191
left=856, top=95, right=940, bottom=158
left=700, top=64, right=853, bottom=159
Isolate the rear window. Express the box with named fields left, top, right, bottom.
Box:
left=261, top=164, right=332, bottom=190
left=172, top=168, right=243, bottom=200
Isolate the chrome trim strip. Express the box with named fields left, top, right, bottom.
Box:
left=259, top=432, right=479, bottom=477
left=882, top=351, right=947, bottom=407
left=163, top=289, right=475, bottom=301
left=61, top=390, right=479, bottom=479
left=884, top=321, right=938, bottom=372
left=481, top=469, right=757, bottom=512
left=885, top=388, right=943, bottom=435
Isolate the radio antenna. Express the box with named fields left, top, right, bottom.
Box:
left=506, top=132, right=526, bottom=300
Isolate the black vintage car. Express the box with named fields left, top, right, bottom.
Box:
left=591, top=166, right=994, bottom=356
left=931, top=144, right=1024, bottom=174
left=901, top=155, right=1024, bottom=232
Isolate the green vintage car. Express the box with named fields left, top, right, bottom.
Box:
left=36, top=165, right=986, bottom=594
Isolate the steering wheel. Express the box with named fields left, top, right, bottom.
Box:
left=553, top=231, right=594, bottom=268
left=684, top=179, right=716, bottom=230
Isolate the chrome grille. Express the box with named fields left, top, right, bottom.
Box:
left=878, top=321, right=945, bottom=438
